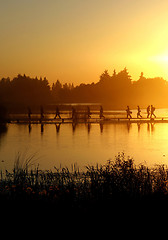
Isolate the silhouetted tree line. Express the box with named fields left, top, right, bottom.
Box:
left=51, top=68, right=168, bottom=108
left=0, top=69, right=168, bottom=111
left=51, top=68, right=133, bottom=106
left=0, top=74, right=51, bottom=110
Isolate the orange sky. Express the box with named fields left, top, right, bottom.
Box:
left=1, top=0, right=168, bottom=85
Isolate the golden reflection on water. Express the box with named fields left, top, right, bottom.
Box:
left=1, top=122, right=168, bottom=171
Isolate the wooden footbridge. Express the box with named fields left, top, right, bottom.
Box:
left=4, top=105, right=168, bottom=124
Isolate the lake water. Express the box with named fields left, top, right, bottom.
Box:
left=1, top=108, right=168, bottom=171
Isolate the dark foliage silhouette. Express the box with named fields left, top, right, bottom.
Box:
left=0, top=69, right=168, bottom=111
left=0, top=74, right=51, bottom=110
left=1, top=153, right=168, bottom=214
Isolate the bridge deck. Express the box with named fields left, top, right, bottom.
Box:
left=6, top=117, right=168, bottom=124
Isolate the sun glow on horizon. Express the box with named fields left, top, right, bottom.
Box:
left=150, top=55, right=168, bottom=63
left=146, top=53, right=168, bottom=80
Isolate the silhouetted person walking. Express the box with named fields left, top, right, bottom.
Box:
left=100, top=106, right=104, bottom=119
left=40, top=106, right=44, bottom=120
left=27, top=107, right=32, bottom=120
left=137, top=105, right=142, bottom=118
left=147, top=105, right=150, bottom=118
left=126, top=106, right=132, bottom=119
left=87, top=106, right=91, bottom=118
left=54, top=106, right=61, bottom=119
left=72, top=107, right=77, bottom=121
left=150, top=105, right=156, bottom=118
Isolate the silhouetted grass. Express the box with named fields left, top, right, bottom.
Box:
left=1, top=152, right=168, bottom=214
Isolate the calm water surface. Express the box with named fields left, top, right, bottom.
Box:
left=1, top=108, right=168, bottom=171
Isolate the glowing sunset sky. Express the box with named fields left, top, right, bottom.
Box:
left=1, top=0, right=168, bottom=85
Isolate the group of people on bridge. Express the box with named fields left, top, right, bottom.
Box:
left=27, top=105, right=157, bottom=121
left=126, top=105, right=156, bottom=119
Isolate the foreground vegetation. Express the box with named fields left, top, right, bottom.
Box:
left=0, top=153, right=168, bottom=217
left=1, top=153, right=168, bottom=214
